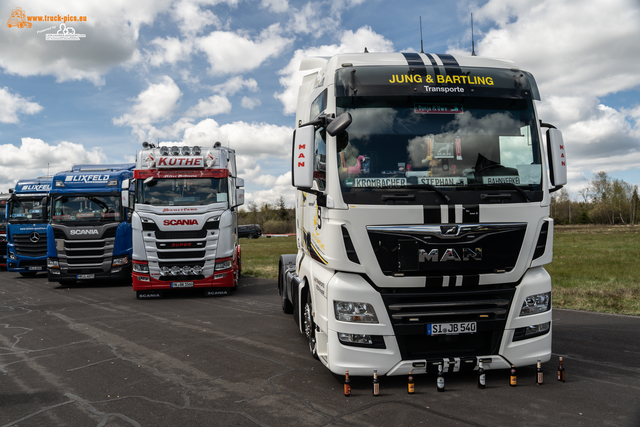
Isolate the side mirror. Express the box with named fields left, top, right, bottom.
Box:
left=326, top=112, right=352, bottom=137
left=292, top=125, right=315, bottom=189
left=236, top=188, right=245, bottom=207
left=546, top=128, right=567, bottom=187
left=236, top=177, right=244, bottom=188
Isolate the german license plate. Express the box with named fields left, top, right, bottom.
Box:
left=77, top=274, right=95, bottom=279
left=171, top=282, right=194, bottom=288
left=428, top=322, right=476, bottom=336
left=29, top=266, right=43, bottom=271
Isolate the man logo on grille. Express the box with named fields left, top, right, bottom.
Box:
left=29, top=232, right=40, bottom=243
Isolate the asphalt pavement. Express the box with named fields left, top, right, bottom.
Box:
left=1, top=272, right=639, bottom=427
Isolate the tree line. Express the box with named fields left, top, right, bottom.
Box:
left=551, top=171, right=640, bottom=225
left=238, top=196, right=296, bottom=234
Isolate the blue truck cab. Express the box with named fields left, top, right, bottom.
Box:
left=46, top=164, right=135, bottom=284
left=6, top=177, right=52, bottom=276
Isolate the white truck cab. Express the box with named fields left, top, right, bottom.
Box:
left=279, top=52, right=566, bottom=376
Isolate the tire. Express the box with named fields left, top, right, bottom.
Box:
left=303, top=291, right=319, bottom=360
left=279, top=261, right=293, bottom=314
left=19, top=272, right=37, bottom=277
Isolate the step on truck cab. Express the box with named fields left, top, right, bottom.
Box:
left=130, top=142, right=245, bottom=299
left=7, top=177, right=52, bottom=276
left=279, top=52, right=567, bottom=376
left=46, top=164, right=135, bottom=285
left=0, top=193, right=10, bottom=268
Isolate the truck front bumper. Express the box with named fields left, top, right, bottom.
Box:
left=324, top=268, right=552, bottom=376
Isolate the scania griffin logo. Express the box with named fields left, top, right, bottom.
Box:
left=419, top=248, right=482, bottom=262
left=29, top=231, right=40, bottom=243
left=163, top=219, right=198, bottom=226
left=70, top=229, right=99, bottom=235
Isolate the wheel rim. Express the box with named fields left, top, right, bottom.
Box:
left=304, top=302, right=316, bottom=352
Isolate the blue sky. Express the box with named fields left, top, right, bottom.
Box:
left=1, top=0, right=639, bottom=207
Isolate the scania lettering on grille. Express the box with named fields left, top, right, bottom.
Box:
left=163, top=219, right=198, bottom=226
left=70, top=229, right=99, bottom=235
left=419, top=248, right=482, bottom=262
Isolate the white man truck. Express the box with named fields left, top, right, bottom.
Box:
left=129, top=142, right=245, bottom=299
left=279, top=52, right=567, bottom=376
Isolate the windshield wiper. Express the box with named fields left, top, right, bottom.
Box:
left=468, top=183, right=530, bottom=202
left=405, top=184, right=451, bottom=203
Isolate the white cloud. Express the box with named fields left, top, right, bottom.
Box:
left=113, top=76, right=182, bottom=127
left=170, top=0, right=222, bottom=37
left=261, top=0, right=289, bottom=13
left=241, top=97, right=261, bottom=109
left=182, top=118, right=292, bottom=158
left=145, top=37, right=193, bottom=67
left=212, top=76, right=259, bottom=95
left=197, top=23, right=292, bottom=75
left=0, top=88, right=43, bottom=124
left=245, top=171, right=295, bottom=207
left=276, top=26, right=394, bottom=115
left=0, top=0, right=173, bottom=84
left=185, top=94, right=232, bottom=117
left=0, top=138, right=107, bottom=191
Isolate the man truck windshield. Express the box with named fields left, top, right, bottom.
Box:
left=336, top=96, right=542, bottom=192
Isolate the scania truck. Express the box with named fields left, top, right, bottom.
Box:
left=129, top=142, right=245, bottom=299
left=7, top=177, right=51, bottom=276
left=279, top=52, right=567, bottom=376
left=46, top=164, right=135, bottom=285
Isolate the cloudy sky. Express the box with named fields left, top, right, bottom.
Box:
left=1, top=0, right=639, bottom=206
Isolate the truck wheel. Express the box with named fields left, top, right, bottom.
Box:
left=279, top=261, right=293, bottom=314
left=303, top=292, right=319, bottom=360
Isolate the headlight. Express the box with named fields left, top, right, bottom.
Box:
left=334, top=301, right=378, bottom=323
left=9, top=252, right=17, bottom=260
left=132, top=263, right=149, bottom=273
left=112, top=256, right=129, bottom=267
left=192, top=265, right=203, bottom=275
left=215, top=259, right=232, bottom=271
left=160, top=266, right=170, bottom=276
left=513, top=322, right=551, bottom=341
left=520, top=292, right=551, bottom=316
left=48, top=259, right=59, bottom=268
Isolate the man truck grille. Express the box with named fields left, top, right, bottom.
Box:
left=381, top=287, right=516, bottom=360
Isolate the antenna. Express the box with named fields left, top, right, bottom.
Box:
left=471, top=13, right=477, bottom=56
left=420, top=16, right=424, bottom=53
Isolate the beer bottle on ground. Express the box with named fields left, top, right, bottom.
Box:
left=558, top=357, right=565, bottom=382
left=408, top=372, right=415, bottom=394
left=372, top=369, right=380, bottom=396
left=437, top=364, right=445, bottom=392
left=536, top=359, right=543, bottom=385
left=344, top=370, right=351, bottom=397
left=510, top=365, right=517, bottom=387
left=478, top=361, right=486, bottom=389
